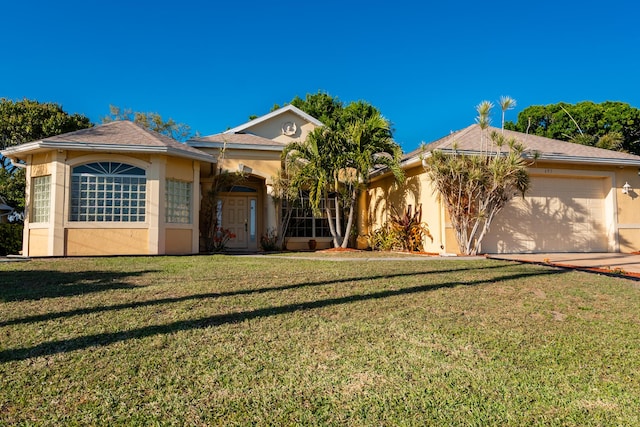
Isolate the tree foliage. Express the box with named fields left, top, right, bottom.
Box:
left=103, top=105, right=192, bottom=141
left=0, top=99, right=92, bottom=217
left=0, top=168, right=26, bottom=212
left=283, top=93, right=404, bottom=248
left=290, top=91, right=345, bottom=128
left=0, top=98, right=92, bottom=171
left=424, top=100, right=530, bottom=255
left=505, top=101, right=640, bottom=154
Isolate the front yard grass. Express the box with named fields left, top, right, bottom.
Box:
left=1, top=255, right=639, bottom=425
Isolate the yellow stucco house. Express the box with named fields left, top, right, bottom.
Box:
left=3, top=104, right=640, bottom=256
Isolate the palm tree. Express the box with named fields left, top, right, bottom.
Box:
left=499, top=96, right=517, bottom=132
left=476, top=100, right=493, bottom=152
left=283, top=108, right=404, bottom=248
left=339, top=112, right=404, bottom=247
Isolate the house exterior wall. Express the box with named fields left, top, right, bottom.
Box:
left=613, top=167, right=640, bottom=252
left=164, top=228, right=194, bottom=254
left=66, top=229, right=149, bottom=255
left=23, top=150, right=201, bottom=257
left=366, top=160, right=640, bottom=254
left=243, top=110, right=317, bottom=144
left=365, top=164, right=445, bottom=253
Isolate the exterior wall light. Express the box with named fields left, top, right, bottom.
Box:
left=622, top=182, right=632, bottom=195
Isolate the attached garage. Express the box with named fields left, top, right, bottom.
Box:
left=482, top=174, right=610, bottom=253
left=401, top=124, right=640, bottom=255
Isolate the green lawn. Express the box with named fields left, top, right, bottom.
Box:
left=1, top=254, right=639, bottom=426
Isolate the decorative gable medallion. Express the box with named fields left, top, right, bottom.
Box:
left=281, top=121, right=297, bottom=136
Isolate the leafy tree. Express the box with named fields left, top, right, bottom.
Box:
left=0, top=99, right=92, bottom=218
left=283, top=101, right=403, bottom=248
left=0, top=98, right=92, bottom=171
left=290, top=91, right=345, bottom=128
left=505, top=101, right=640, bottom=154
left=424, top=100, right=530, bottom=255
left=0, top=168, right=26, bottom=212
left=103, top=105, right=192, bottom=141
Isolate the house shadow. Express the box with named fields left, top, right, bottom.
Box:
left=0, top=264, right=568, bottom=363
left=368, top=175, right=422, bottom=229
left=0, top=269, right=156, bottom=302
left=483, top=189, right=614, bottom=253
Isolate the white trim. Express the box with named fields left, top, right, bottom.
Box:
left=416, top=149, right=640, bottom=167
left=2, top=141, right=216, bottom=163
left=187, top=141, right=286, bottom=152
left=223, top=104, right=323, bottom=135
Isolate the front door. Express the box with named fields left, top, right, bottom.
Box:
left=221, top=196, right=258, bottom=250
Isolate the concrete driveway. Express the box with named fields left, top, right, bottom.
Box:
left=487, top=253, right=640, bottom=275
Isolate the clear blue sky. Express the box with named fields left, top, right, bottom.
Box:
left=2, top=0, right=639, bottom=152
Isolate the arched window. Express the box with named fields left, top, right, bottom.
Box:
left=70, top=162, right=146, bottom=222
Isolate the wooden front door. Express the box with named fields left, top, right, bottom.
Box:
left=221, top=196, right=258, bottom=250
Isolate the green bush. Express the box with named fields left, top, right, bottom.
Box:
left=0, top=223, right=23, bottom=256
left=367, top=225, right=400, bottom=251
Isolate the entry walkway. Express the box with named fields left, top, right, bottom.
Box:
left=487, top=253, right=640, bottom=275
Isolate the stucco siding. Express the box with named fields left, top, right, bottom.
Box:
left=28, top=229, right=49, bottom=257
left=166, top=157, right=195, bottom=181
left=366, top=165, right=444, bottom=253
left=245, top=110, right=317, bottom=144
left=65, top=229, right=149, bottom=255
left=31, top=153, right=51, bottom=177
left=165, top=228, right=193, bottom=254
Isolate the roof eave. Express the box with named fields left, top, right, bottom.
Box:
left=1, top=141, right=216, bottom=163
left=188, top=141, right=286, bottom=152
left=223, top=105, right=324, bottom=135
left=405, top=148, right=640, bottom=168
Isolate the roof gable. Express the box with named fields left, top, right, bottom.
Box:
left=407, top=124, right=640, bottom=167
left=223, top=104, right=323, bottom=135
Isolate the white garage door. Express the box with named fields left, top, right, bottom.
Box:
left=482, top=176, right=608, bottom=253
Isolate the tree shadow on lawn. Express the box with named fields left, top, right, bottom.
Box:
left=0, top=266, right=568, bottom=363
left=0, top=270, right=157, bottom=302
left=2, top=262, right=515, bottom=328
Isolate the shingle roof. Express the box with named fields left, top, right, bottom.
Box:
left=405, top=124, right=640, bottom=166
left=188, top=132, right=287, bottom=151
left=191, top=132, right=284, bottom=146
left=1, top=120, right=215, bottom=163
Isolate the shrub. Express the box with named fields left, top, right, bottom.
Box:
left=211, top=227, right=236, bottom=252
left=260, top=228, right=279, bottom=251
left=389, top=204, right=433, bottom=252
left=368, top=225, right=400, bottom=251
left=0, top=223, right=23, bottom=256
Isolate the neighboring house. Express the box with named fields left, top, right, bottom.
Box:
left=2, top=107, right=640, bottom=256
left=366, top=124, right=640, bottom=254
left=0, top=195, right=15, bottom=223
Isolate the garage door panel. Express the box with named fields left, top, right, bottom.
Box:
left=482, top=176, right=608, bottom=253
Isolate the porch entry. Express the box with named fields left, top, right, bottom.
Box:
left=220, top=195, right=257, bottom=250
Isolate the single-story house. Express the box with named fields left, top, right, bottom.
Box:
left=2, top=104, right=640, bottom=256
